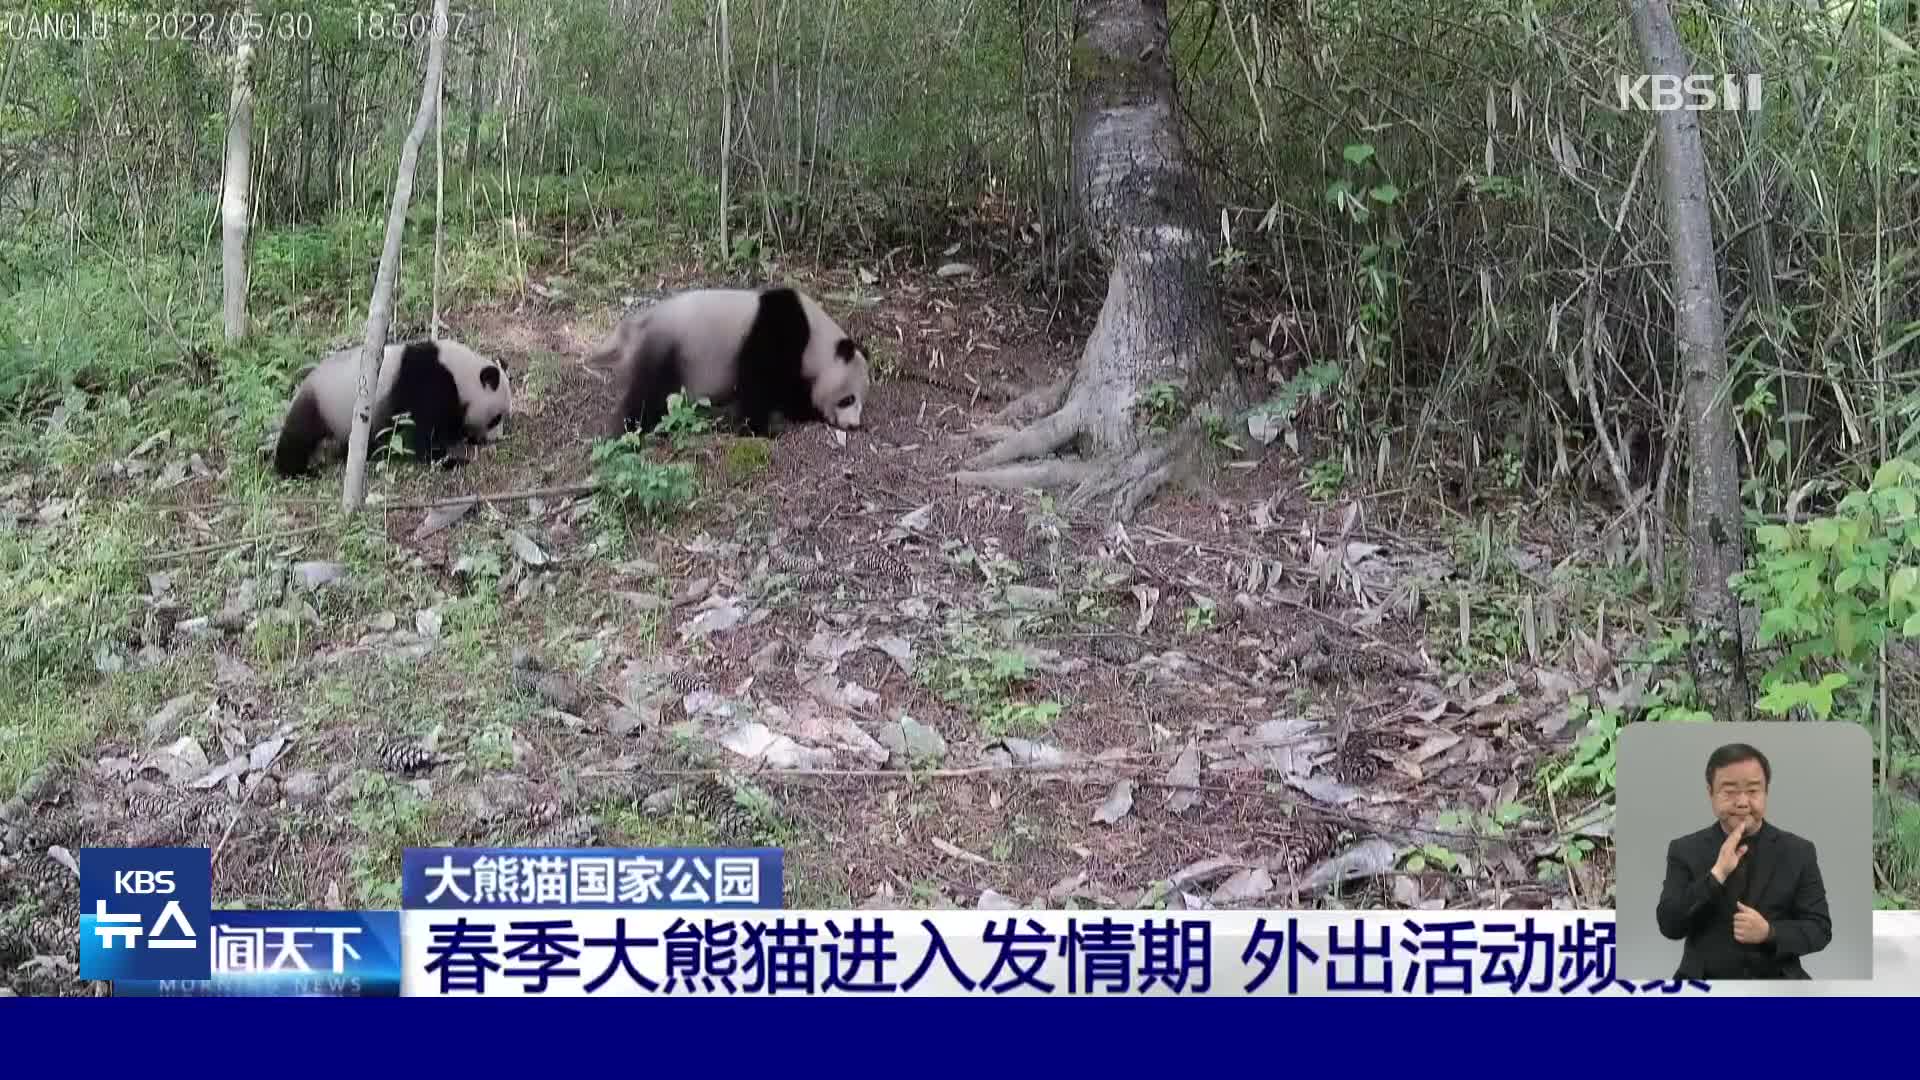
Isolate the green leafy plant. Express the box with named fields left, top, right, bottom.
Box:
left=1735, top=457, right=1920, bottom=724
left=591, top=432, right=697, bottom=526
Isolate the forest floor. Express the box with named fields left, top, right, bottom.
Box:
left=0, top=254, right=1636, bottom=995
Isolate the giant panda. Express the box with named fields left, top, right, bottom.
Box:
left=592, top=285, right=868, bottom=438
left=272, top=338, right=513, bottom=478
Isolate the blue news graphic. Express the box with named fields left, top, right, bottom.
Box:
left=79, top=846, right=212, bottom=982
left=402, top=847, right=784, bottom=909
left=113, top=911, right=403, bottom=997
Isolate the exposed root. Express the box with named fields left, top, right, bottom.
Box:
left=1068, top=445, right=1173, bottom=520
left=950, top=389, right=1180, bottom=519
left=949, top=460, right=1102, bottom=493
left=991, top=373, right=1073, bottom=426
left=962, top=406, right=1082, bottom=470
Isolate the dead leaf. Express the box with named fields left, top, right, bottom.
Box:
left=48, top=846, right=80, bottom=878
left=413, top=501, right=473, bottom=540
left=932, top=836, right=991, bottom=865
left=1296, top=838, right=1401, bottom=893
left=872, top=635, right=915, bottom=674
left=1467, top=678, right=1519, bottom=711
left=679, top=597, right=746, bottom=641
left=1163, top=744, right=1201, bottom=813
left=1131, top=584, right=1160, bottom=632
left=508, top=530, right=548, bottom=567
left=1407, top=733, right=1462, bottom=764
left=1047, top=871, right=1089, bottom=901
left=1092, top=779, right=1134, bottom=824
left=1212, top=867, right=1275, bottom=903
left=1169, top=856, right=1238, bottom=889
left=190, top=754, right=248, bottom=790
left=247, top=736, right=287, bottom=772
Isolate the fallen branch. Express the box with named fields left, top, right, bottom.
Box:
left=146, top=523, right=332, bottom=562
left=382, top=481, right=597, bottom=512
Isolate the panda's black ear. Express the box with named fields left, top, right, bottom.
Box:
left=480, top=365, right=502, bottom=391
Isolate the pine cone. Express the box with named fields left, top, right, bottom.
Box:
left=380, top=739, right=443, bottom=774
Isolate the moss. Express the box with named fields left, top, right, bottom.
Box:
left=723, top=438, right=773, bottom=484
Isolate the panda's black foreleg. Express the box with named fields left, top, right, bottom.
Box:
left=735, top=387, right=778, bottom=438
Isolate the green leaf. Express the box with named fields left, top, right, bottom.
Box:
left=1755, top=524, right=1792, bottom=551
left=1369, top=183, right=1401, bottom=204
left=1893, top=567, right=1920, bottom=604
left=1873, top=458, right=1907, bottom=490
left=1810, top=519, right=1841, bottom=549
left=1343, top=143, right=1376, bottom=166
left=1905, top=610, right=1920, bottom=637
left=1836, top=567, right=1861, bottom=594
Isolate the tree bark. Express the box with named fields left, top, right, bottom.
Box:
left=341, top=0, right=454, bottom=514
left=950, top=0, right=1238, bottom=520
left=466, top=18, right=485, bottom=169
left=220, top=3, right=257, bottom=343
left=718, top=0, right=733, bottom=262
left=1627, top=0, right=1750, bottom=718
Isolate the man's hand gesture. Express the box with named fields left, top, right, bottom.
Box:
left=1710, top=821, right=1748, bottom=883
left=1733, top=902, right=1771, bottom=944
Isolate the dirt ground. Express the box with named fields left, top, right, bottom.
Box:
left=0, top=263, right=1616, bottom=996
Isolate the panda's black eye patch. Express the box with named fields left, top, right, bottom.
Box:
left=835, top=339, right=857, bottom=362
left=480, top=366, right=501, bottom=391
left=836, top=395, right=856, bottom=409
left=488, top=415, right=503, bottom=429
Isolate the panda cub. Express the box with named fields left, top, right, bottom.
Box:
left=591, top=285, right=868, bottom=438
left=273, top=338, right=513, bottom=477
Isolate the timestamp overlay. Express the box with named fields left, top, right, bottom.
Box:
left=0, top=8, right=477, bottom=48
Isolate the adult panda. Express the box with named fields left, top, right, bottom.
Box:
left=593, top=285, right=868, bottom=438
left=272, top=338, right=513, bottom=478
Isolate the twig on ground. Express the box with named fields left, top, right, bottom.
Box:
left=147, top=523, right=332, bottom=561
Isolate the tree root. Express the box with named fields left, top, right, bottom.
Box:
left=950, top=392, right=1178, bottom=520
left=992, top=373, right=1073, bottom=426
left=961, top=407, right=1082, bottom=469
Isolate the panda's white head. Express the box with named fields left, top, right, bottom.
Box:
left=437, top=340, right=513, bottom=443
left=810, top=334, right=869, bottom=430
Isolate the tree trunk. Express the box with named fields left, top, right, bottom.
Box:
left=718, top=0, right=733, bottom=262
left=466, top=18, right=485, bottom=169
left=220, top=3, right=257, bottom=343
left=951, top=0, right=1238, bottom=519
left=341, top=0, right=454, bottom=514
left=1627, top=0, right=1751, bottom=718
left=298, top=35, right=313, bottom=215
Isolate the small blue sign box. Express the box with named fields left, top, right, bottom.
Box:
left=403, top=847, right=784, bottom=909
left=113, top=911, right=403, bottom=997
left=79, top=846, right=212, bottom=982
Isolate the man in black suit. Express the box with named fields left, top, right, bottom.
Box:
left=1655, top=742, right=1833, bottom=979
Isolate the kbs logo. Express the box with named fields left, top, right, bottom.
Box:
left=1616, top=73, right=1762, bottom=112
left=115, top=870, right=176, bottom=894
left=79, top=847, right=212, bottom=982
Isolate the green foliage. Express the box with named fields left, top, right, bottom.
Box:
left=653, top=392, right=715, bottom=451
left=924, top=617, right=1063, bottom=736
left=1544, top=631, right=1713, bottom=798
left=1735, top=457, right=1920, bottom=724
left=590, top=433, right=697, bottom=527
left=1138, top=381, right=1183, bottom=433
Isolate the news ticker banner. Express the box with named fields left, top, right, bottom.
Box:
left=78, top=846, right=1920, bottom=997
left=395, top=909, right=1920, bottom=997
left=80, top=845, right=782, bottom=995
